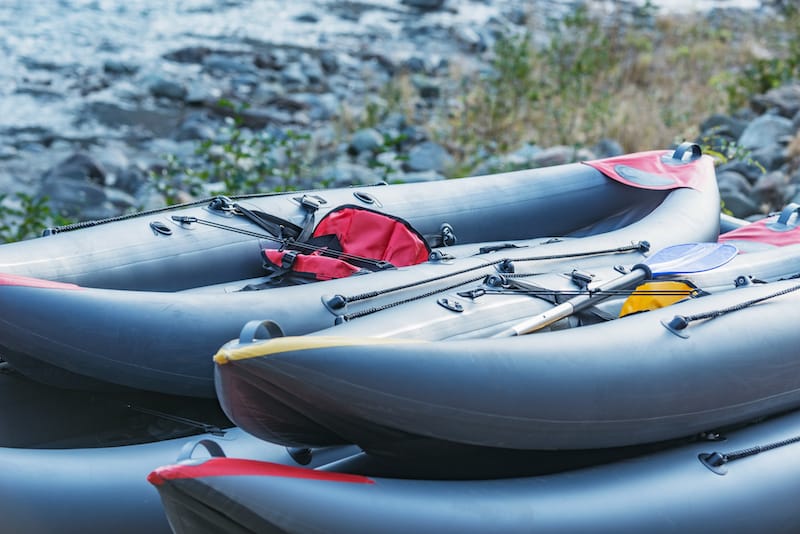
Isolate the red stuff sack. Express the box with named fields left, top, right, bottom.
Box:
left=262, top=205, right=432, bottom=282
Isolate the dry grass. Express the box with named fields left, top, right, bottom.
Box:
left=366, top=4, right=799, bottom=174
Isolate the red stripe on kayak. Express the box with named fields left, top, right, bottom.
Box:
left=583, top=150, right=713, bottom=191
left=0, top=273, right=82, bottom=290
left=147, top=458, right=374, bottom=487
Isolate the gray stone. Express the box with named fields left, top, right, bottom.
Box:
left=753, top=170, right=790, bottom=209
left=84, top=101, right=182, bottom=137
left=37, top=177, right=108, bottom=217
left=115, top=166, right=148, bottom=195
left=281, top=63, right=309, bottom=87
left=381, top=112, right=407, bottom=131
left=0, top=146, right=18, bottom=160
left=294, top=12, right=319, bottom=23
left=289, top=93, right=339, bottom=122
left=451, top=25, right=486, bottom=52
left=163, top=46, right=212, bottom=64
left=716, top=170, right=753, bottom=196
left=720, top=189, right=760, bottom=218
left=349, top=128, right=384, bottom=155
left=202, top=54, right=256, bottom=75
left=530, top=145, right=577, bottom=168
left=698, top=113, right=748, bottom=140
left=592, top=139, right=624, bottom=159
left=184, top=81, right=222, bottom=105
left=738, top=114, right=794, bottom=150
left=174, top=114, right=216, bottom=141
left=411, top=74, right=440, bottom=99
left=504, top=144, right=542, bottom=167
left=103, top=186, right=138, bottom=210
left=401, top=0, right=446, bottom=10
left=405, top=141, right=454, bottom=173
left=319, top=51, right=339, bottom=74
left=301, top=57, right=325, bottom=86
left=320, top=162, right=381, bottom=187
left=404, top=56, right=427, bottom=73
left=398, top=170, right=446, bottom=182
left=749, top=144, right=787, bottom=173
left=103, top=59, right=138, bottom=75
left=751, top=83, right=800, bottom=118
left=147, top=76, right=187, bottom=101
left=42, top=152, right=106, bottom=184
left=716, top=159, right=767, bottom=183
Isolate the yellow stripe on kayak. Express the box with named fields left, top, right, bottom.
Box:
left=214, top=336, right=425, bottom=364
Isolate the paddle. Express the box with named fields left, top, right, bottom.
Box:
left=492, top=242, right=739, bottom=337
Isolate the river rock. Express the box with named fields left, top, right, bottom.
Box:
left=749, top=144, right=787, bottom=173
left=38, top=177, right=110, bottom=219
left=349, top=128, right=384, bottom=155
left=698, top=113, right=748, bottom=141
left=591, top=139, right=624, bottom=159
left=716, top=159, right=766, bottom=183
left=716, top=170, right=753, bottom=196
left=738, top=114, right=794, bottom=151
left=103, top=59, right=138, bottom=75
left=42, top=152, right=106, bottom=184
left=401, top=0, right=447, bottom=10
left=751, top=83, right=800, bottom=118
left=405, top=141, right=454, bottom=173
left=720, top=189, right=759, bottom=218
left=399, top=170, right=445, bottom=182
left=164, top=46, right=212, bottom=64
left=203, top=54, right=257, bottom=75
left=294, top=12, right=319, bottom=23
left=281, top=63, right=309, bottom=88
left=753, top=170, right=790, bottom=209
left=529, top=145, right=577, bottom=168
left=146, top=75, right=187, bottom=101
left=319, top=161, right=382, bottom=187
left=174, top=113, right=217, bottom=141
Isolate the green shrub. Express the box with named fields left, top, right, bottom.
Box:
left=0, top=193, right=71, bottom=243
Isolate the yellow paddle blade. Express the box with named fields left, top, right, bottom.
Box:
left=619, top=281, right=698, bottom=318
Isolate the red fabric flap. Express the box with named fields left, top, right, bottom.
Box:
left=719, top=218, right=800, bottom=247
left=583, top=150, right=714, bottom=192
left=264, top=250, right=362, bottom=280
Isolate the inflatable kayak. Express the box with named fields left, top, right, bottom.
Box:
left=148, top=407, right=800, bottom=533
left=0, top=367, right=357, bottom=534
left=212, top=208, right=800, bottom=455
left=0, top=146, right=706, bottom=291
left=0, top=146, right=721, bottom=397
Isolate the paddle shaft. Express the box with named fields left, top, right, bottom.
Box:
left=494, top=268, right=648, bottom=337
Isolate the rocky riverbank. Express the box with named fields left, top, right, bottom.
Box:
left=0, top=0, right=797, bottom=231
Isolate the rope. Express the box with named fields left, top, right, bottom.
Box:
left=668, top=281, right=800, bottom=332
left=342, top=242, right=647, bottom=305
left=702, top=433, right=800, bottom=471
left=172, top=215, right=396, bottom=270
left=342, top=273, right=490, bottom=321
left=41, top=192, right=293, bottom=235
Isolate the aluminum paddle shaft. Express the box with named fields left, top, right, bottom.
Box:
left=493, top=242, right=739, bottom=337
left=493, top=268, right=649, bottom=337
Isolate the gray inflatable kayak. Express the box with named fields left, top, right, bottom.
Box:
left=0, top=367, right=356, bottom=534
left=148, top=406, right=800, bottom=533
left=0, top=148, right=699, bottom=291
left=212, top=211, right=800, bottom=454
left=0, top=147, right=721, bottom=397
